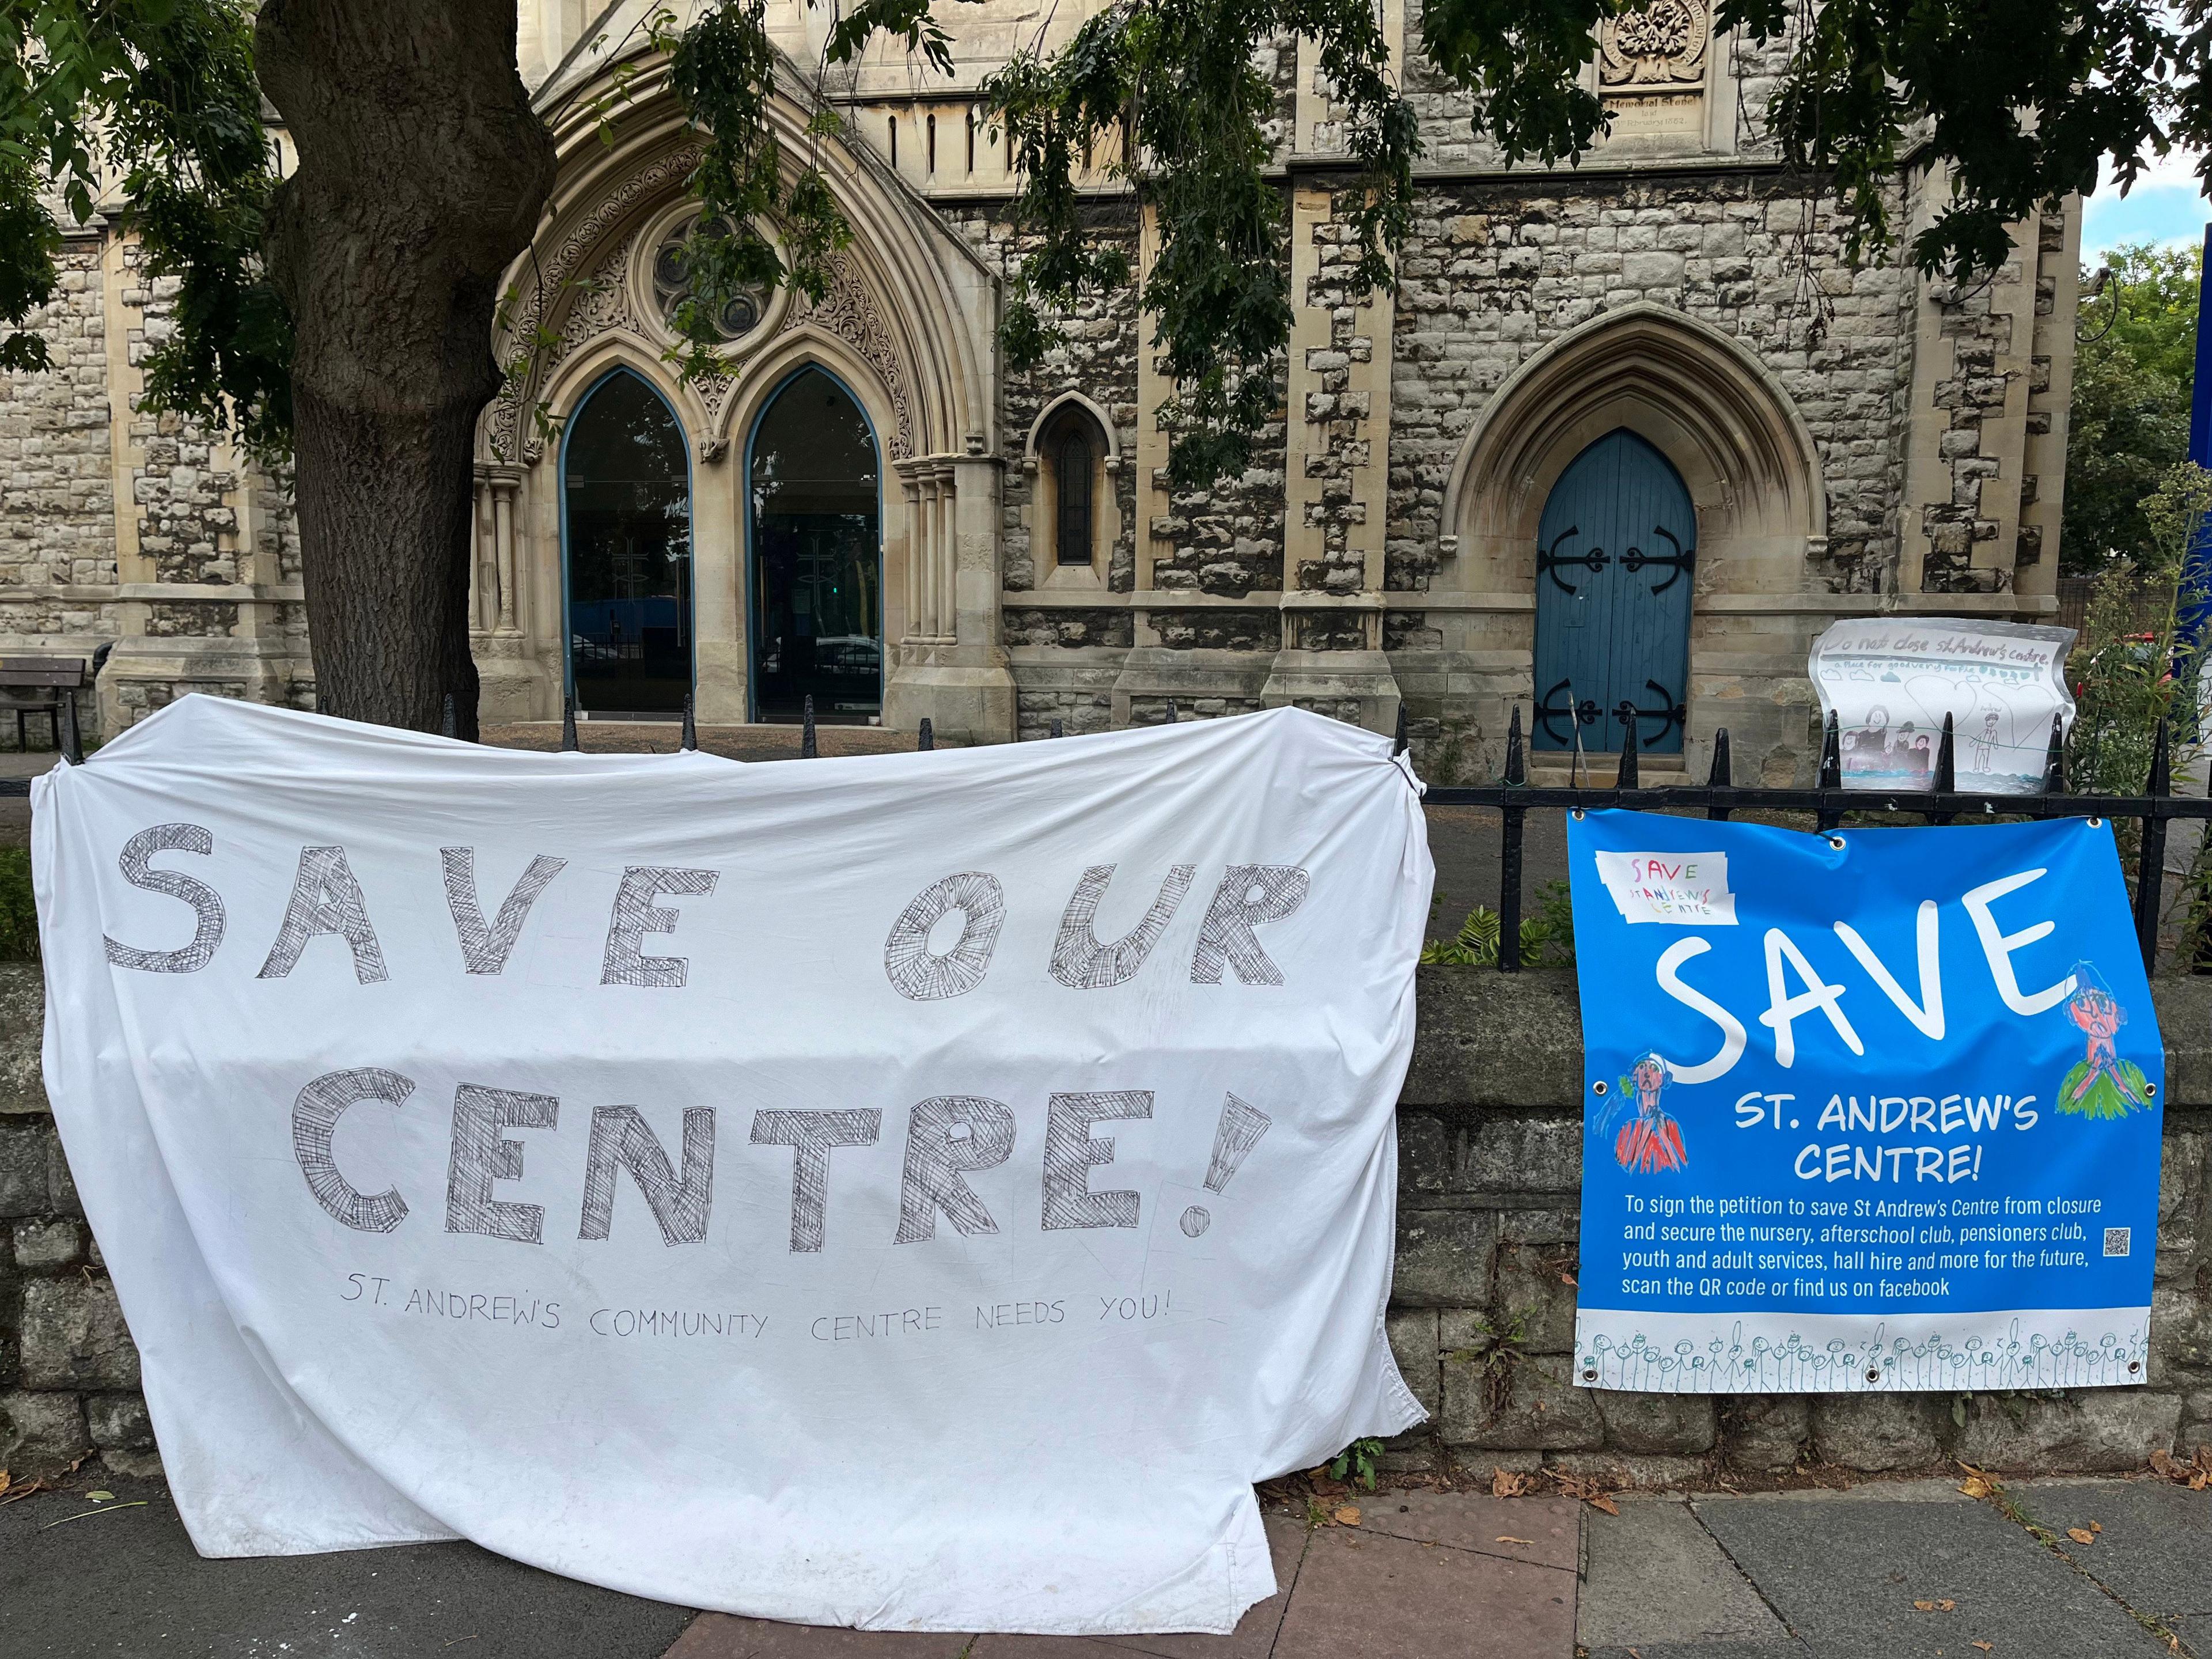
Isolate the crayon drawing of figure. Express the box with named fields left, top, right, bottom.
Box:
left=1969, top=708, right=1999, bottom=771
left=2057, top=961, right=2154, bottom=1120
left=1597, top=1051, right=1688, bottom=1172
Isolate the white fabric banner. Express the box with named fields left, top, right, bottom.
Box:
left=32, top=697, right=1429, bottom=1635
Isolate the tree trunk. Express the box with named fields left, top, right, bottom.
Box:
left=256, top=0, right=557, bottom=737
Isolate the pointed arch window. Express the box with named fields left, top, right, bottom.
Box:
left=1055, top=427, right=1094, bottom=566
left=1039, top=403, right=1109, bottom=577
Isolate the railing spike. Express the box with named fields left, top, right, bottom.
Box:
left=1503, top=704, right=1525, bottom=787
left=1933, top=710, right=1956, bottom=794
left=1165, top=698, right=1177, bottom=725
left=918, top=715, right=934, bottom=752
left=58, top=688, right=81, bottom=765
left=1707, top=727, right=1733, bottom=822
left=680, top=691, right=698, bottom=753
left=2149, top=713, right=2173, bottom=797
left=1392, top=704, right=1407, bottom=757
left=2043, top=713, right=2067, bottom=794
left=801, top=694, right=817, bottom=759
left=441, top=692, right=458, bottom=741
left=1617, top=701, right=1639, bottom=791
left=560, top=692, right=579, bottom=753
left=1050, top=717, right=1063, bottom=740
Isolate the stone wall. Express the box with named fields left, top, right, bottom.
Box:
left=5, top=961, right=2199, bottom=1484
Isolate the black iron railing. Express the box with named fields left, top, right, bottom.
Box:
left=1414, top=703, right=2212, bottom=975
left=13, top=688, right=2207, bottom=974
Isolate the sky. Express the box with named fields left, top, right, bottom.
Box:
left=2082, top=147, right=2211, bottom=266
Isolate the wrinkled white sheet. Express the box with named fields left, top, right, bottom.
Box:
left=33, top=696, right=1429, bottom=1633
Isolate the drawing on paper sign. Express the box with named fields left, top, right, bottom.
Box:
left=2058, top=962, right=2154, bottom=1120
left=1594, top=1051, right=1688, bottom=1173
left=1593, top=850, right=1737, bottom=925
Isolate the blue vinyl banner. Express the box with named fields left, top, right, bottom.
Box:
left=1568, top=810, right=2162, bottom=1393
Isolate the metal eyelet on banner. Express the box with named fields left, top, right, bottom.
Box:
left=1827, top=835, right=1846, bottom=851
left=1571, top=808, right=1586, bottom=821
left=1583, top=1366, right=1599, bottom=1381
left=1864, top=1366, right=1881, bottom=1384
left=2087, top=816, right=2103, bottom=828
left=2146, top=1083, right=2158, bottom=1099
left=1592, top=1080, right=1608, bottom=1096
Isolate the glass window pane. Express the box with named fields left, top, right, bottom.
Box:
left=564, top=372, right=691, bottom=715
left=750, top=369, right=882, bottom=723
left=1056, top=428, right=1093, bottom=566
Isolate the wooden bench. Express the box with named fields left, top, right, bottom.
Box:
left=0, top=657, right=87, bottom=752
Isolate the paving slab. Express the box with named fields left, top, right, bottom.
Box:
left=963, top=1507, right=1308, bottom=1658
left=666, top=1626, right=974, bottom=1657
left=0, top=1476, right=696, bottom=1659
left=2009, top=1478, right=2212, bottom=1642
left=1267, top=1525, right=1575, bottom=1659
left=1354, top=1491, right=1580, bottom=1572
left=1578, top=1498, right=1797, bottom=1656
left=1691, top=1489, right=2169, bottom=1659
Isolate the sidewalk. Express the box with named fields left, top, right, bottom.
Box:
left=2, top=1468, right=2206, bottom=1659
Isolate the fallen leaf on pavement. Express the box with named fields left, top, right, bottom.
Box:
left=2090, top=1521, right=2103, bottom=1533
left=1495, top=1536, right=1534, bottom=1546
left=1588, top=1494, right=1620, bottom=1516
left=1491, top=1468, right=1528, bottom=1498
left=2067, top=1528, right=2095, bottom=1545
left=1972, top=1643, right=1993, bottom=1653
left=0, top=1471, right=9, bottom=1499
left=1333, top=1506, right=1362, bottom=1526
left=1960, top=1475, right=1991, bottom=1499
left=88, top=1491, right=112, bottom=1503
left=1913, top=1600, right=1957, bottom=1613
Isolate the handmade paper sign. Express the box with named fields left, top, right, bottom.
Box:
left=1809, top=618, right=2077, bottom=794
left=1569, top=809, right=2161, bottom=1393
left=33, top=698, right=1430, bottom=1634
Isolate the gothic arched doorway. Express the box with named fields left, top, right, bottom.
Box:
left=1532, top=429, right=1695, bottom=754
left=747, top=367, right=884, bottom=724
left=562, top=369, right=694, bottom=715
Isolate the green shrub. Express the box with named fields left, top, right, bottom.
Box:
left=0, top=847, right=35, bottom=963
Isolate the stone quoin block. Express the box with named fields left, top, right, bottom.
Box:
left=0, top=1388, right=89, bottom=1479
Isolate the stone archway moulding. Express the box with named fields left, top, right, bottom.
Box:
left=1443, top=301, right=1827, bottom=575
left=485, top=59, right=994, bottom=470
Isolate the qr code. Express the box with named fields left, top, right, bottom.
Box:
left=2104, top=1228, right=2131, bottom=1258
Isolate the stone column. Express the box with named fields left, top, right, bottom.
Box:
left=884, top=449, right=1016, bottom=743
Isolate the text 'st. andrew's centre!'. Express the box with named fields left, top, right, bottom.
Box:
left=31, top=699, right=1432, bottom=1635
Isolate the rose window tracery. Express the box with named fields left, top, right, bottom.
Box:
left=652, top=215, right=770, bottom=342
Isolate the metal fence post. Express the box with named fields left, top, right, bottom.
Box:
left=1707, top=727, right=1733, bottom=821
left=59, top=688, right=81, bottom=765
left=1392, top=705, right=1407, bottom=758
left=801, top=695, right=817, bottom=759
left=1816, top=711, right=1843, bottom=831
left=918, top=717, right=934, bottom=752
left=681, top=692, right=698, bottom=753
left=1617, top=702, right=1639, bottom=791
left=1498, top=706, right=1527, bottom=973
left=1050, top=718, right=1063, bottom=740
left=1929, top=711, right=1956, bottom=827
left=560, top=692, right=579, bottom=753
left=441, top=693, right=458, bottom=741
left=2134, top=717, right=2172, bottom=973
left=2043, top=714, right=2067, bottom=794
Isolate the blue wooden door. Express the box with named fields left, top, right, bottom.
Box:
left=1531, top=429, right=1695, bottom=753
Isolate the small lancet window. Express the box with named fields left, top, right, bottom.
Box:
left=1055, top=426, right=1094, bottom=567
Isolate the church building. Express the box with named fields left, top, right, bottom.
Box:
left=0, top=0, right=2081, bottom=782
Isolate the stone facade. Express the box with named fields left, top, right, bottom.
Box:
left=0, top=0, right=2079, bottom=764
left=6, top=961, right=2205, bottom=1485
